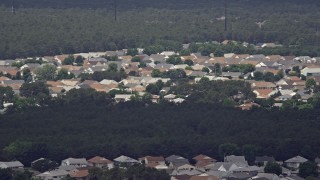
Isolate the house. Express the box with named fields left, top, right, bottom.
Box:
left=189, top=175, right=219, bottom=180
left=251, top=173, right=279, bottom=180
left=70, top=169, right=89, bottom=180
left=36, top=169, right=69, bottom=180
left=0, top=161, right=24, bottom=169
left=114, top=94, right=133, bottom=102
left=139, top=156, right=166, bottom=169
left=224, top=155, right=248, bottom=166
left=177, top=164, right=196, bottom=171
left=284, top=156, right=308, bottom=170
left=238, top=102, right=260, bottom=110
left=253, top=89, right=278, bottom=99
left=88, top=156, right=114, bottom=169
left=166, top=155, right=190, bottom=169
left=193, top=154, right=217, bottom=170
left=301, top=66, right=320, bottom=76
left=164, top=94, right=176, bottom=102
left=254, top=156, right=276, bottom=166
left=251, top=81, right=276, bottom=90
left=210, top=162, right=240, bottom=172
left=113, top=155, right=139, bottom=167
left=61, top=158, right=88, bottom=167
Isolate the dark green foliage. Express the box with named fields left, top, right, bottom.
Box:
left=299, top=161, right=318, bottom=178
left=75, top=56, right=84, bottom=66
left=146, top=84, right=160, bottom=95
left=63, top=55, right=75, bottom=65
left=202, top=67, right=210, bottom=73
left=222, top=64, right=255, bottom=74
left=166, top=55, right=182, bottom=65
left=131, top=56, right=141, bottom=62
left=0, top=169, right=13, bottom=180
left=184, top=59, right=194, bottom=66
left=31, top=158, right=58, bottom=173
left=253, top=71, right=264, bottom=81
left=56, top=69, right=75, bottom=80
left=127, top=48, right=138, bottom=56
left=264, top=162, right=282, bottom=175
left=87, top=164, right=170, bottom=180
left=0, top=86, right=14, bottom=105
left=20, top=81, right=49, bottom=99
left=34, top=64, right=57, bottom=81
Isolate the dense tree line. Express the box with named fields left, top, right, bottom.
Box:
left=0, top=0, right=319, bottom=59
left=0, top=83, right=320, bottom=166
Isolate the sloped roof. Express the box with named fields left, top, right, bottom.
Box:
left=285, top=156, right=308, bottom=163
left=88, top=156, right=113, bottom=164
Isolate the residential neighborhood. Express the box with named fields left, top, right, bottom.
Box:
left=0, top=41, right=320, bottom=111
left=0, top=154, right=318, bottom=180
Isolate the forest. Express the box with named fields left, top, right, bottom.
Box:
left=0, top=81, right=320, bottom=166
left=0, top=0, right=319, bottom=58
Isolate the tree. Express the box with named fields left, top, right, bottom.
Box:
left=0, top=86, right=14, bottom=105
left=131, top=56, right=141, bottom=62
left=22, top=68, right=32, bottom=82
left=31, top=158, right=58, bottom=173
left=213, top=63, right=222, bottom=75
left=34, top=64, right=57, bottom=80
left=151, top=69, right=162, bottom=77
left=146, top=84, right=160, bottom=95
left=202, top=67, right=210, bottom=73
left=138, top=61, right=147, bottom=68
left=299, top=161, right=318, bottom=178
left=56, top=69, right=75, bottom=80
left=63, top=55, right=75, bottom=65
left=13, top=170, right=32, bottom=180
left=127, top=48, right=138, bottom=56
left=306, top=78, right=316, bottom=89
left=75, top=56, right=84, bottom=66
left=0, top=169, right=13, bottom=180
left=180, top=49, right=191, bottom=56
left=264, top=72, right=276, bottom=82
left=166, top=55, right=182, bottom=65
left=219, top=143, right=239, bottom=158
left=107, top=63, right=118, bottom=72
left=184, top=59, right=194, bottom=66
left=264, top=162, right=282, bottom=175
left=253, top=71, right=264, bottom=81
left=20, top=82, right=49, bottom=98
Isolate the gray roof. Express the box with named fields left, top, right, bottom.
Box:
left=37, top=169, right=68, bottom=178
left=61, top=158, right=88, bottom=165
left=2, top=80, right=25, bottom=84
left=225, top=155, right=247, bottom=164
left=165, top=155, right=188, bottom=163
left=0, top=161, right=24, bottom=168
left=255, top=156, right=275, bottom=163
left=88, top=57, right=107, bottom=62
left=285, top=156, right=308, bottom=163
left=170, top=169, right=201, bottom=176
left=154, top=63, right=174, bottom=69
left=114, top=155, right=139, bottom=163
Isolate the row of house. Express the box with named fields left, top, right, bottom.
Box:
left=0, top=154, right=315, bottom=180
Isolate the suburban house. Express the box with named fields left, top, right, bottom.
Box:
left=0, top=161, right=24, bottom=169
left=113, top=155, right=139, bottom=167
left=70, top=169, right=89, bottom=180
left=88, top=156, right=114, bottom=169
left=36, top=169, right=69, bottom=180
left=255, top=156, right=275, bottom=166
left=224, top=155, right=248, bottom=167
left=284, top=156, right=308, bottom=170
left=301, top=66, right=320, bottom=76
left=61, top=158, right=88, bottom=167
left=139, top=156, right=167, bottom=169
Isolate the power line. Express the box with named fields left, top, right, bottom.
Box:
left=11, top=0, right=15, bottom=14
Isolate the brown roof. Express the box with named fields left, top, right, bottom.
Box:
left=60, top=65, right=82, bottom=71
left=192, top=154, right=215, bottom=162
left=239, top=60, right=259, bottom=66
left=55, top=55, right=69, bottom=62
left=146, top=156, right=165, bottom=162
left=90, top=83, right=110, bottom=92
left=254, top=89, right=274, bottom=98
left=46, top=81, right=64, bottom=87
left=208, top=57, right=226, bottom=64
left=70, top=169, right=89, bottom=178
left=50, top=87, right=64, bottom=93
left=195, top=160, right=215, bottom=168
left=233, top=54, right=250, bottom=59
left=0, top=76, right=11, bottom=81
left=251, top=81, right=276, bottom=88
left=88, top=156, right=113, bottom=164
left=189, top=175, right=219, bottom=180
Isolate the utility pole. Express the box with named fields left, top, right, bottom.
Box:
left=224, top=0, right=227, bottom=31
left=12, top=0, right=15, bottom=14
left=114, top=0, right=117, bottom=21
